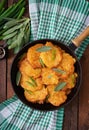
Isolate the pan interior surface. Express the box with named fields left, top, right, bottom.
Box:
left=11, top=39, right=82, bottom=111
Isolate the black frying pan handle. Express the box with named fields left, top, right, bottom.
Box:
left=69, top=26, right=89, bottom=51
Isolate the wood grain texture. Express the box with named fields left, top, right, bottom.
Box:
left=0, top=41, right=6, bottom=102
left=63, top=96, right=79, bottom=130
left=7, top=50, right=15, bottom=99
left=79, top=45, right=89, bottom=130
left=0, top=59, right=6, bottom=102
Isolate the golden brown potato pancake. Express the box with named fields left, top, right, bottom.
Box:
left=19, top=58, right=41, bottom=78
left=60, top=53, right=76, bottom=74
left=62, top=73, right=77, bottom=91
left=27, top=44, right=43, bottom=68
left=42, top=68, right=59, bottom=85
left=20, top=75, right=43, bottom=92
left=24, top=87, right=48, bottom=103
left=53, top=66, right=69, bottom=80
left=40, top=42, right=62, bottom=68
left=47, top=85, right=67, bottom=106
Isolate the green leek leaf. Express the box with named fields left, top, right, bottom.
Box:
left=29, top=77, right=37, bottom=86
left=16, top=71, right=21, bottom=86
left=24, top=89, right=33, bottom=95
left=36, top=46, right=52, bottom=52
left=39, top=58, right=45, bottom=67
left=54, top=82, right=67, bottom=91
left=53, top=68, right=66, bottom=74
left=26, top=81, right=35, bottom=87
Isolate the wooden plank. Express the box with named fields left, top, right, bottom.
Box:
left=0, top=41, right=7, bottom=102
left=79, top=45, right=89, bottom=130
left=0, top=0, right=8, bottom=103
left=7, top=50, right=15, bottom=99
left=63, top=96, right=78, bottom=130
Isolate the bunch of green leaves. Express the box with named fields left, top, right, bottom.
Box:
left=0, top=0, right=6, bottom=14
left=0, top=0, right=26, bottom=35
left=1, top=18, right=30, bottom=53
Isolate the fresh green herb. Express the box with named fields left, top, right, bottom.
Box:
left=17, top=7, right=25, bottom=19
left=29, top=77, right=37, bottom=86
left=3, top=31, right=18, bottom=40
left=53, top=68, right=66, bottom=74
left=4, top=18, right=26, bottom=29
left=36, top=46, right=52, bottom=52
left=52, top=49, right=56, bottom=60
left=0, top=8, right=5, bottom=16
left=54, top=82, right=67, bottom=91
left=26, top=81, right=35, bottom=87
left=0, top=0, right=26, bottom=28
left=0, top=0, right=6, bottom=12
left=39, top=58, right=45, bottom=67
left=24, top=23, right=30, bottom=43
left=13, top=45, right=22, bottom=54
left=3, top=24, right=23, bottom=35
left=8, top=41, right=17, bottom=49
left=24, top=89, right=33, bottom=95
left=1, top=18, right=30, bottom=53
left=0, top=0, right=25, bottom=19
left=16, top=71, right=21, bottom=86
left=0, top=0, right=29, bottom=53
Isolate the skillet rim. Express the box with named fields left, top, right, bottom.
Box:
left=10, top=39, right=82, bottom=111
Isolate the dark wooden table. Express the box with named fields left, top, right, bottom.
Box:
left=0, top=1, right=89, bottom=130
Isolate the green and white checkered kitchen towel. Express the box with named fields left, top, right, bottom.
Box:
left=0, top=0, right=89, bottom=130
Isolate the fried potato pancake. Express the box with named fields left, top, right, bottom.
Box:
left=60, top=53, right=76, bottom=73
left=54, top=66, right=69, bottom=80
left=27, top=44, right=43, bottom=68
left=19, top=58, right=41, bottom=78
left=42, top=68, right=59, bottom=85
left=24, top=87, right=48, bottom=103
left=62, top=73, right=77, bottom=92
left=47, top=85, right=67, bottom=106
left=66, top=73, right=77, bottom=88
left=20, top=75, right=43, bottom=92
left=40, top=42, right=62, bottom=68
left=18, top=42, right=77, bottom=107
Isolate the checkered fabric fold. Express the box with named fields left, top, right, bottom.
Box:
left=0, top=0, right=89, bottom=130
